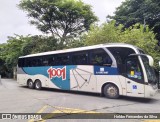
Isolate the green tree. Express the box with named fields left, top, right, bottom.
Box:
left=21, top=35, right=59, bottom=54
left=0, top=35, right=60, bottom=78
left=108, top=0, right=160, bottom=45
left=0, top=43, right=8, bottom=77
left=84, top=21, right=123, bottom=45
left=19, top=0, right=98, bottom=45
left=2, top=36, right=27, bottom=72
left=84, top=21, right=160, bottom=70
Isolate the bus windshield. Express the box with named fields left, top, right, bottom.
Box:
left=141, top=56, right=157, bottom=84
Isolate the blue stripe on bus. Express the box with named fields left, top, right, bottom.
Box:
left=22, top=65, right=118, bottom=90
left=23, top=66, right=76, bottom=90
left=94, top=66, right=118, bottom=75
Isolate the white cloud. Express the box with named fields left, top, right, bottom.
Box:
left=0, top=0, right=42, bottom=43
left=0, top=0, right=124, bottom=43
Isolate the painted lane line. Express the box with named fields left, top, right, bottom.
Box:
left=40, top=106, right=99, bottom=120
left=28, top=105, right=48, bottom=122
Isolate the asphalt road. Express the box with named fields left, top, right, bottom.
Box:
left=0, top=79, right=160, bottom=122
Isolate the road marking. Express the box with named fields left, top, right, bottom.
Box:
left=52, top=106, right=99, bottom=113
left=41, top=106, right=99, bottom=121
left=143, top=120, right=160, bottom=122
left=28, top=105, right=48, bottom=122
left=37, top=105, right=48, bottom=113
left=29, top=105, right=99, bottom=121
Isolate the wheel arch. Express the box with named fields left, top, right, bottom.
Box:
left=27, top=79, right=33, bottom=85
left=34, top=79, right=45, bottom=87
left=34, top=79, right=41, bottom=83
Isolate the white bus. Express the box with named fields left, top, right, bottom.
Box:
left=17, top=43, right=158, bottom=99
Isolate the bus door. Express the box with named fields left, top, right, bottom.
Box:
left=125, top=57, right=145, bottom=97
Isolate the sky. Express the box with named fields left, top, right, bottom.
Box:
left=0, top=0, right=125, bottom=44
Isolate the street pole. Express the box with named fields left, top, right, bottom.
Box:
left=159, top=71, right=160, bottom=89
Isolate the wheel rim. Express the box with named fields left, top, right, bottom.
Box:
left=107, top=86, right=117, bottom=97
left=36, top=82, right=40, bottom=89
left=29, top=81, right=33, bottom=87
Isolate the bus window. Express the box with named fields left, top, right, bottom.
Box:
left=107, top=47, right=136, bottom=74
left=56, top=54, right=70, bottom=65
left=107, top=47, right=135, bottom=65
left=90, top=49, right=112, bottom=66
left=48, top=56, right=56, bottom=66
left=72, top=52, right=88, bottom=65
left=24, top=57, right=43, bottom=67
left=126, top=57, right=143, bottom=81
left=42, top=57, right=49, bottom=66
left=41, top=55, right=55, bottom=66
left=18, top=58, right=24, bottom=67
left=24, top=58, right=32, bottom=67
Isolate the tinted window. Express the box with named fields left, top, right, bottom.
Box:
left=42, top=56, right=49, bottom=66
left=40, top=55, right=57, bottom=66
left=48, top=56, right=56, bottom=66
left=21, top=53, right=71, bottom=67
left=24, top=57, right=43, bottom=67
left=24, top=58, right=32, bottom=67
left=107, top=47, right=135, bottom=74
left=126, top=57, right=144, bottom=82
left=72, top=51, right=88, bottom=65
left=108, top=47, right=135, bottom=64
left=55, top=54, right=70, bottom=65
left=18, top=58, right=24, bottom=67
left=90, top=49, right=112, bottom=66
left=141, top=56, right=157, bottom=84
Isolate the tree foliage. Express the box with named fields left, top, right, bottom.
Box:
left=19, top=0, right=97, bottom=44
left=0, top=35, right=61, bottom=77
left=108, top=0, right=160, bottom=44
left=84, top=21, right=160, bottom=70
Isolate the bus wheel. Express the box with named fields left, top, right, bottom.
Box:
left=103, top=84, right=119, bottom=99
left=27, top=79, right=34, bottom=89
left=35, top=80, right=42, bottom=90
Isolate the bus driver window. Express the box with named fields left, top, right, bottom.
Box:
left=126, top=59, right=142, bottom=80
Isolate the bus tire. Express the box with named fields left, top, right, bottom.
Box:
left=27, top=79, right=34, bottom=89
left=103, top=84, right=119, bottom=99
left=34, top=80, right=42, bottom=90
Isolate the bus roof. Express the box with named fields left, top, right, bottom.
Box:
left=19, top=43, right=139, bottom=58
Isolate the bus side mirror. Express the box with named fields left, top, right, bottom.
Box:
left=146, top=55, right=154, bottom=67
left=159, top=61, right=160, bottom=67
